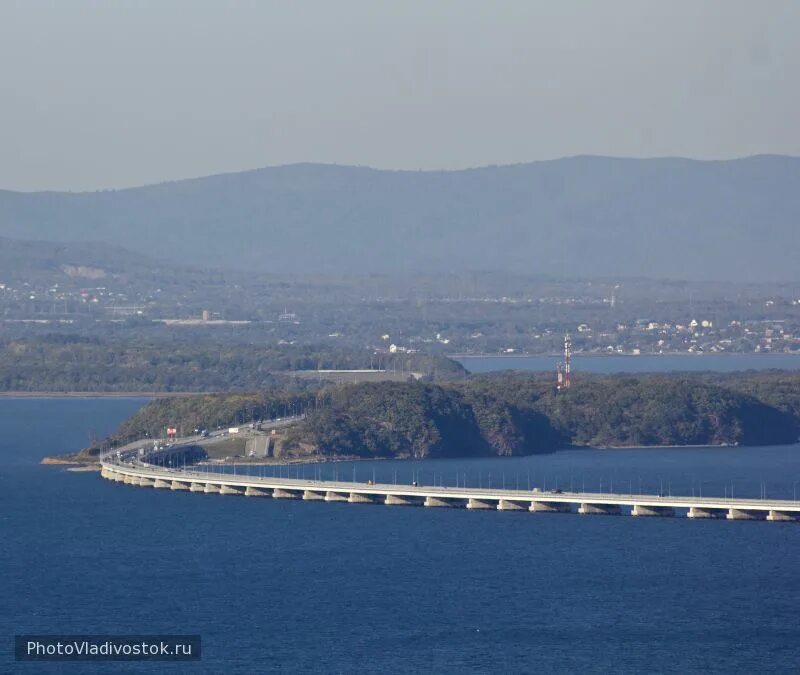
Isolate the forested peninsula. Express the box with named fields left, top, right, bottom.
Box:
left=90, top=372, right=800, bottom=461
left=0, top=336, right=464, bottom=391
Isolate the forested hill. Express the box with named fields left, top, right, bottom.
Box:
left=96, top=372, right=800, bottom=461
left=2, top=155, right=799, bottom=281
left=292, top=376, right=796, bottom=457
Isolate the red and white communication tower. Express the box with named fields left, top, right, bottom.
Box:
left=556, top=334, right=572, bottom=391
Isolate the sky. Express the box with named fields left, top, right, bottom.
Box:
left=1, top=0, right=798, bottom=191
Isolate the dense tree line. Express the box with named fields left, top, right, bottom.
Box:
left=293, top=383, right=488, bottom=459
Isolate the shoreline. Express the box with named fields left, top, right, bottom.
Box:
left=44, top=442, right=792, bottom=468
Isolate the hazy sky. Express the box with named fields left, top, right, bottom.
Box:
left=1, top=0, right=798, bottom=191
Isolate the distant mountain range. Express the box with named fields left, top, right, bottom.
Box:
left=0, top=155, right=798, bottom=281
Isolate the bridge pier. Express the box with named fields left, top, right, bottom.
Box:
left=189, top=482, right=205, bottom=492
left=245, top=487, right=270, bottom=497
left=303, top=490, right=326, bottom=501
left=123, top=474, right=135, bottom=485
left=171, top=480, right=190, bottom=491
left=204, top=483, right=221, bottom=493
left=385, top=494, right=424, bottom=506
left=153, top=479, right=172, bottom=489
left=530, top=501, right=572, bottom=513
left=767, top=510, right=797, bottom=522
left=219, top=485, right=244, bottom=496
left=727, top=508, right=766, bottom=521
left=325, top=491, right=349, bottom=502
left=348, top=492, right=379, bottom=504
left=579, top=503, right=621, bottom=516
left=497, top=499, right=527, bottom=511
left=424, top=496, right=463, bottom=508
left=138, top=477, right=155, bottom=487
left=272, top=488, right=300, bottom=499
left=631, top=504, right=674, bottom=517
left=466, top=497, right=495, bottom=510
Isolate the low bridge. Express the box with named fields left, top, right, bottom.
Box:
left=100, top=461, right=800, bottom=522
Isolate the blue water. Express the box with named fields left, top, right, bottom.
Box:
left=459, top=353, right=800, bottom=374
left=3, top=398, right=800, bottom=673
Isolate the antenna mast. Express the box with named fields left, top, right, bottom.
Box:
left=564, top=333, right=572, bottom=388
left=556, top=334, right=572, bottom=391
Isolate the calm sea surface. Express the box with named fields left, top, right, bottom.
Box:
left=2, top=398, right=800, bottom=673
left=458, top=353, right=800, bottom=374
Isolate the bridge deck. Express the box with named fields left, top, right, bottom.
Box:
left=101, top=461, right=800, bottom=517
